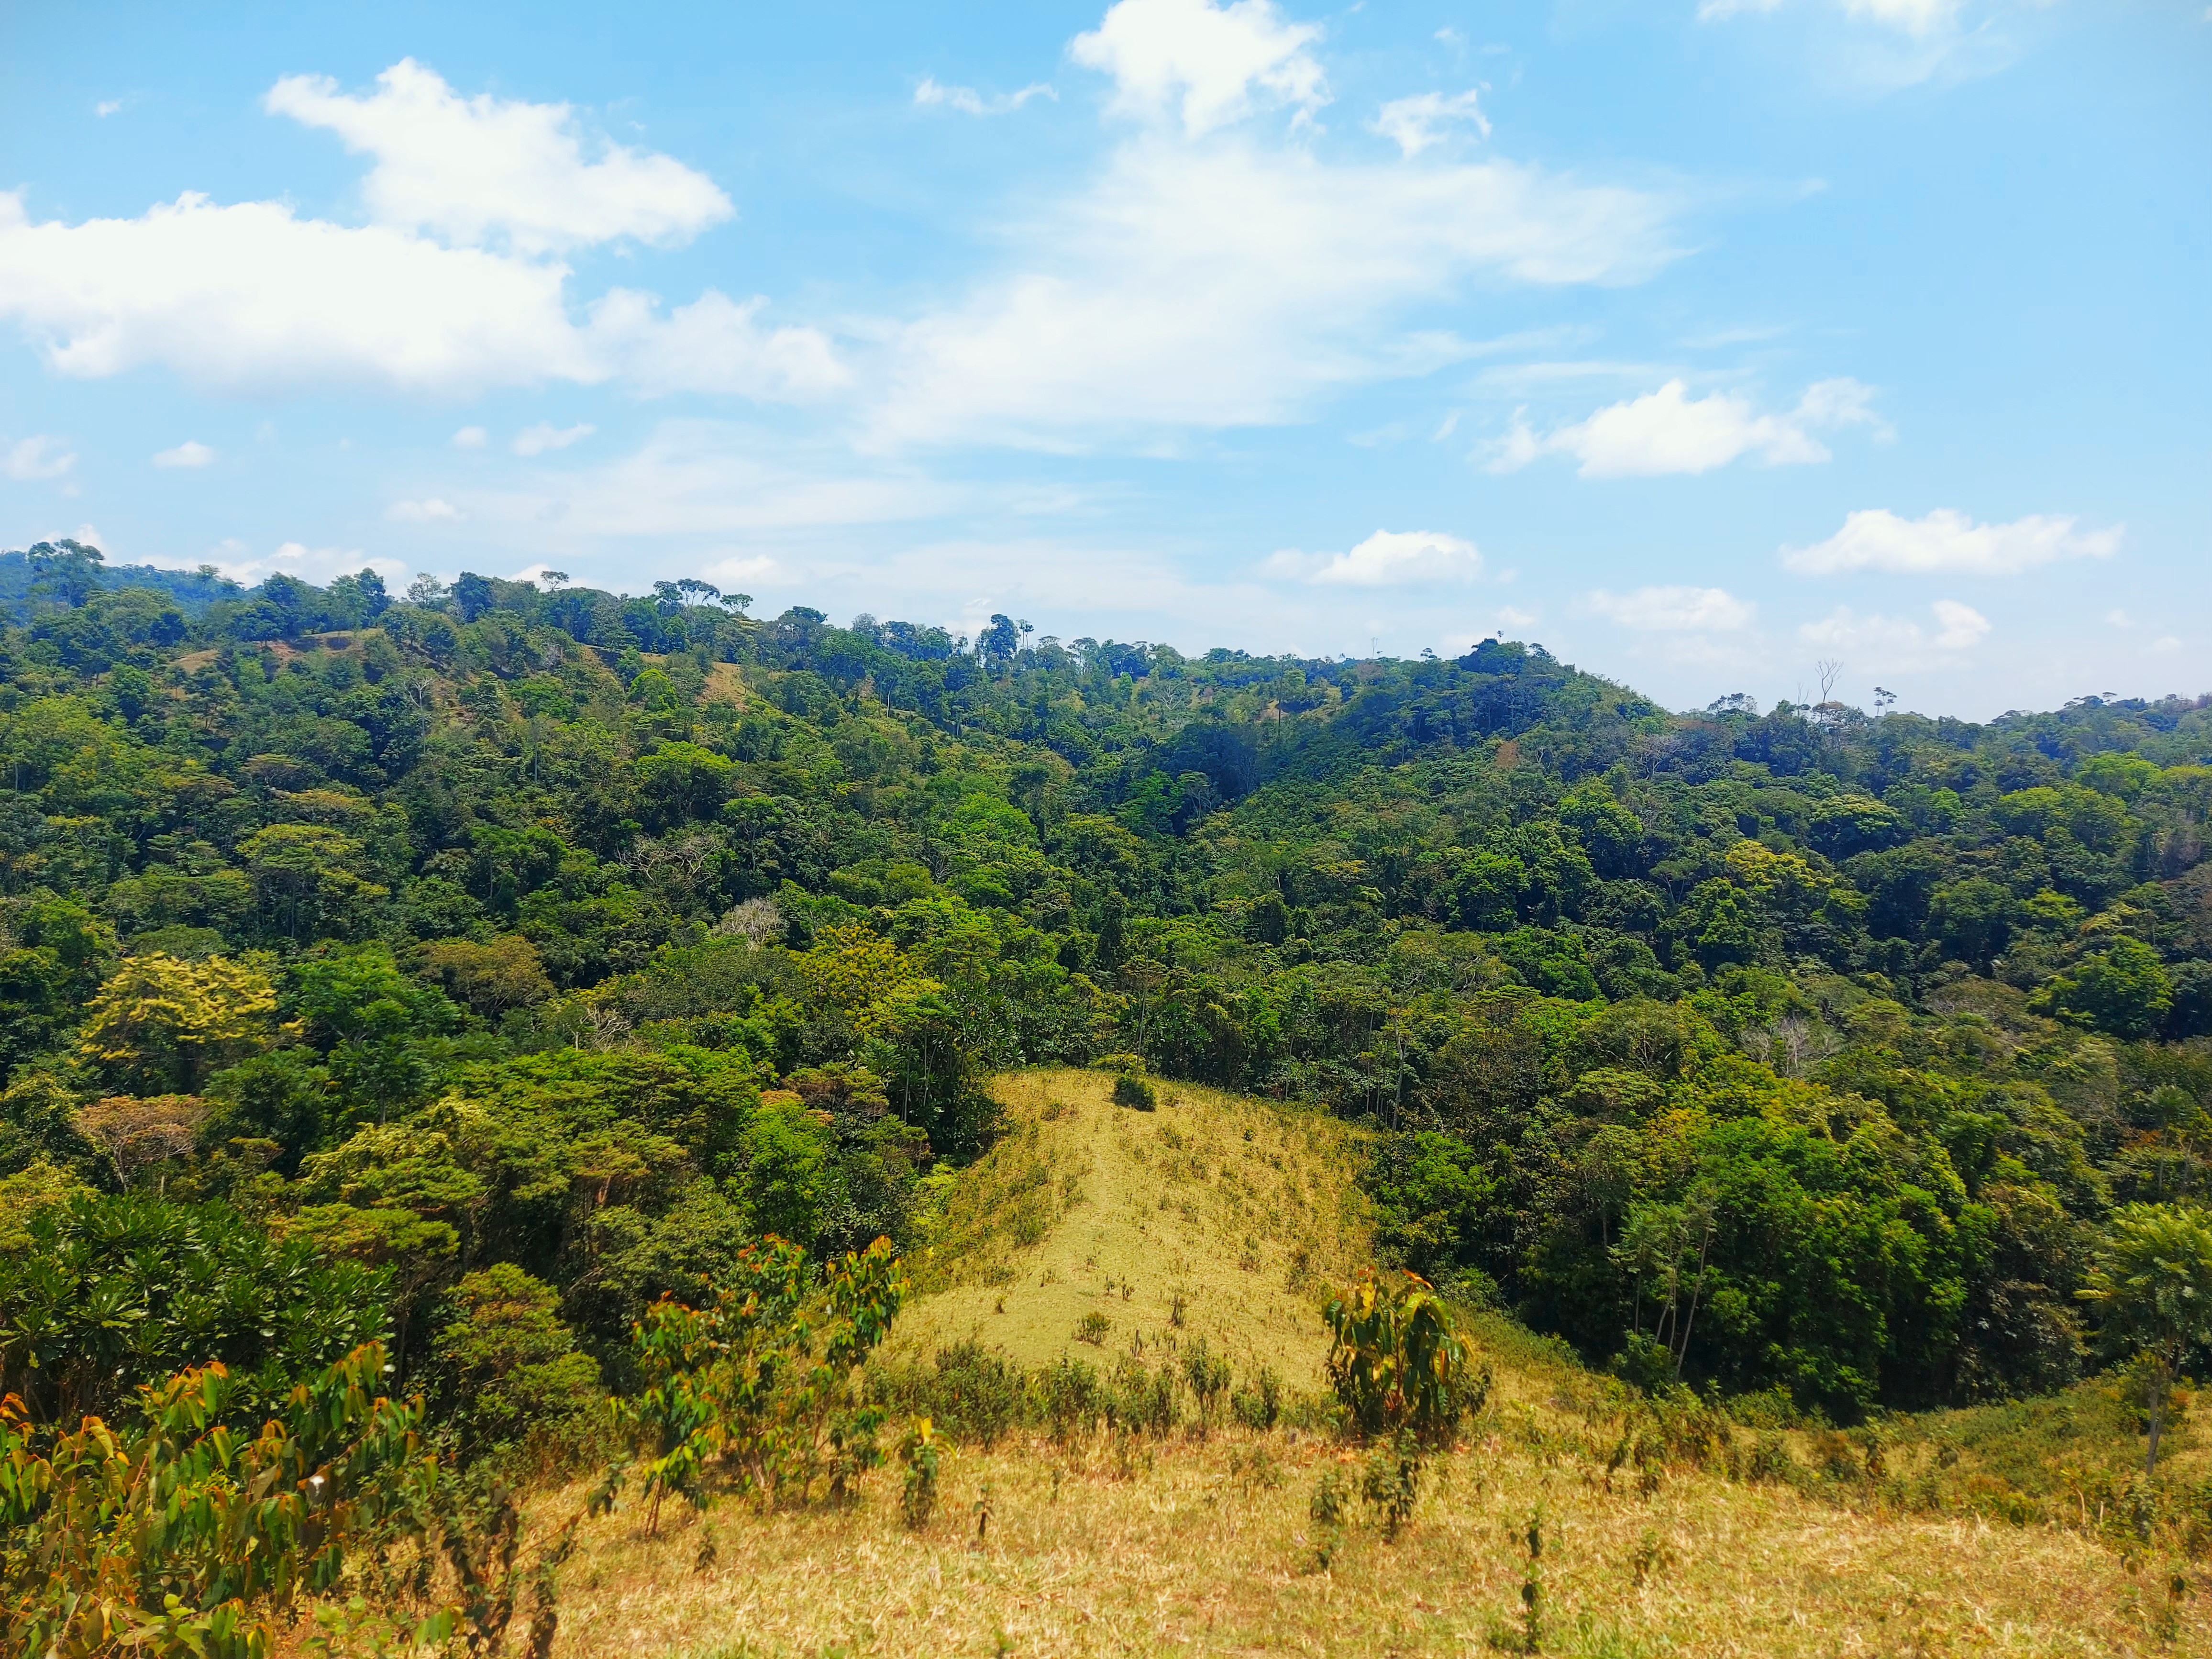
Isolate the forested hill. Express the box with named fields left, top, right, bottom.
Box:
left=4, top=535, right=2212, bottom=1434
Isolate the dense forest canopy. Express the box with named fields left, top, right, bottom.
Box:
left=4, top=535, right=2212, bottom=1435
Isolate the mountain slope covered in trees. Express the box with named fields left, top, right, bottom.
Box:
left=3, top=535, right=2211, bottom=1444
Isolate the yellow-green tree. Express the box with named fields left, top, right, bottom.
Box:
left=77, top=953, right=279, bottom=1091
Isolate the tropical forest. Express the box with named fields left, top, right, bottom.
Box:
left=6, top=537, right=2212, bottom=1656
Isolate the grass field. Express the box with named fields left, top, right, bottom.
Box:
left=890, top=1067, right=1373, bottom=1380
left=320, top=1069, right=2212, bottom=1657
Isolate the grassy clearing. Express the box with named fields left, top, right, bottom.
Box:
left=535, top=1409, right=2210, bottom=1659
left=893, top=1068, right=1372, bottom=1382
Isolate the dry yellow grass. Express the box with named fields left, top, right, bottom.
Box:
left=890, top=1069, right=1371, bottom=1382
left=535, top=1406, right=2209, bottom=1658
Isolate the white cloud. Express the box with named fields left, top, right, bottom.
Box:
left=1372, top=89, right=1490, bottom=157
left=199, top=539, right=399, bottom=586
left=914, top=77, right=1057, bottom=116
left=1490, top=377, right=1881, bottom=478
left=95, top=99, right=124, bottom=119
left=1069, top=0, right=1329, bottom=135
left=1268, top=528, right=1484, bottom=586
left=1586, top=585, right=1757, bottom=631
left=265, top=58, right=731, bottom=255
left=873, top=136, right=1677, bottom=445
left=2, top=435, right=76, bottom=481
left=152, top=439, right=216, bottom=468
left=512, top=421, right=596, bottom=456
left=0, top=190, right=841, bottom=400
left=452, top=425, right=488, bottom=448
left=387, top=497, right=461, bottom=521
left=1781, top=507, right=2123, bottom=576
left=1798, top=598, right=1990, bottom=661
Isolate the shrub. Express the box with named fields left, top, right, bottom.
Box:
left=1075, top=1309, right=1112, bottom=1346
left=1232, top=1364, right=1284, bottom=1430
left=0, top=1342, right=447, bottom=1659
left=1324, top=1270, right=1481, bottom=1439
left=1183, top=1336, right=1231, bottom=1431
left=1112, top=1074, right=1157, bottom=1111
left=609, top=1235, right=905, bottom=1529
left=1040, top=1355, right=1106, bottom=1442
left=926, top=1340, right=1024, bottom=1449
left=1107, top=1355, right=1180, bottom=1436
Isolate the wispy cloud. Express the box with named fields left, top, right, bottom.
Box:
left=153, top=439, right=217, bottom=468
left=2, top=435, right=77, bottom=482
left=914, top=77, right=1057, bottom=116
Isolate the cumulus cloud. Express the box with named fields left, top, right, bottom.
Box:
left=874, top=137, right=1678, bottom=445
left=265, top=58, right=731, bottom=254
left=452, top=426, right=487, bottom=448
left=387, top=497, right=461, bottom=521
left=1070, top=0, right=1329, bottom=135
left=914, top=77, right=1057, bottom=116
left=1586, top=585, right=1757, bottom=631
left=1782, top=508, right=2123, bottom=577
left=1799, top=598, right=1990, bottom=660
left=1267, top=528, right=1484, bottom=586
left=2, top=434, right=76, bottom=481
left=0, top=190, right=841, bottom=400
left=152, top=440, right=216, bottom=468
left=0, top=64, right=839, bottom=403
left=512, top=421, right=595, bottom=457
left=1490, top=377, right=1881, bottom=478
left=1372, top=89, right=1490, bottom=157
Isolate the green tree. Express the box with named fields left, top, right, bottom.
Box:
left=2035, top=937, right=2174, bottom=1038
left=77, top=952, right=279, bottom=1092
left=2078, top=1204, right=2212, bottom=1477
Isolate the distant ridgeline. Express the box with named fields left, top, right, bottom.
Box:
left=3, top=546, right=2212, bottom=1427
left=0, top=540, right=245, bottom=621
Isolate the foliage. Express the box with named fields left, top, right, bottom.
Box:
left=0, top=1192, right=391, bottom=1428
left=0, top=1342, right=449, bottom=1659
left=609, top=1236, right=905, bottom=1527
left=1324, top=1271, right=1482, bottom=1439
left=2077, top=1202, right=2212, bottom=1474
left=5, top=553, right=2212, bottom=1482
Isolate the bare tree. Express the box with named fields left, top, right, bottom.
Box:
left=1816, top=659, right=1844, bottom=704
left=76, top=1095, right=209, bottom=1191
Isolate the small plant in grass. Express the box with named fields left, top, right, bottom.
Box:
left=1628, top=1526, right=1674, bottom=1587
left=1113, top=1074, right=1157, bottom=1111
left=1076, top=1309, right=1112, bottom=1346
left=1183, top=1335, right=1231, bottom=1434
left=1518, top=1508, right=1547, bottom=1653
left=972, top=1481, right=994, bottom=1543
left=1361, top=1429, right=1425, bottom=1540
left=898, top=1417, right=940, bottom=1528
left=1169, top=1289, right=1188, bottom=1327
left=1306, top=1466, right=1352, bottom=1571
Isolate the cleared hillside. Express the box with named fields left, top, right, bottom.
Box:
left=890, top=1067, right=1373, bottom=1383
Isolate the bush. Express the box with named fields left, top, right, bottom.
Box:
left=1040, top=1355, right=1106, bottom=1442
left=1112, top=1074, right=1157, bottom=1111
left=1075, top=1309, right=1112, bottom=1345
left=1324, top=1269, right=1482, bottom=1440
left=1108, top=1355, right=1181, bottom=1435
left=1232, top=1364, right=1283, bottom=1430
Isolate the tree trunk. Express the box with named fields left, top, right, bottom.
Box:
left=2146, top=1355, right=2168, bottom=1479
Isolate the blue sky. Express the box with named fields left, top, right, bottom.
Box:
left=2, top=0, right=2206, bottom=717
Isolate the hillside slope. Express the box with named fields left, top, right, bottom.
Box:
left=890, top=1067, right=1372, bottom=1382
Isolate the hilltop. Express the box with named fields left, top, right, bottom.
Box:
left=887, top=1068, right=1371, bottom=1380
